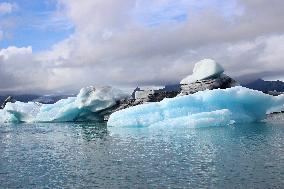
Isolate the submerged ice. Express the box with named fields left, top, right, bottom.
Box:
left=0, top=86, right=129, bottom=123
left=108, top=86, right=284, bottom=128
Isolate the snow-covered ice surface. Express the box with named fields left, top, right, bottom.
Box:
left=0, top=86, right=129, bottom=123
left=180, top=59, right=224, bottom=84
left=108, top=86, right=284, bottom=128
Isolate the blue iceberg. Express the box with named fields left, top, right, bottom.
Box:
left=0, top=86, right=129, bottom=123
left=2, top=85, right=284, bottom=127
left=107, top=86, right=284, bottom=128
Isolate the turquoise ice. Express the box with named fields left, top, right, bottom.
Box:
left=108, top=86, right=284, bottom=128
left=0, top=86, right=129, bottom=123
left=1, top=86, right=284, bottom=126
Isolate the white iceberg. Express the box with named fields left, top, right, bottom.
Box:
left=0, top=86, right=129, bottom=123
left=180, top=59, right=224, bottom=84
left=107, top=86, right=284, bottom=128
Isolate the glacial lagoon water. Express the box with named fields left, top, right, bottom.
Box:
left=1, top=122, right=284, bottom=188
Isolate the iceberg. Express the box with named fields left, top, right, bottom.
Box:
left=0, top=86, right=129, bottom=123
left=180, top=59, right=224, bottom=84
left=107, top=86, right=284, bottom=128
left=2, top=84, right=284, bottom=128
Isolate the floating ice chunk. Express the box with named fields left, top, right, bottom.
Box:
left=36, top=86, right=129, bottom=122
left=180, top=59, right=224, bottom=84
left=107, top=86, right=284, bottom=128
left=0, top=86, right=129, bottom=123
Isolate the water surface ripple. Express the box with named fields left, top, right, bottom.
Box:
left=0, top=122, right=284, bottom=188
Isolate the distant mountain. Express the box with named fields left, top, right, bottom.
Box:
left=244, top=79, right=284, bottom=92
left=163, top=84, right=181, bottom=92
left=32, top=95, right=74, bottom=104
left=0, top=94, right=74, bottom=104
left=0, top=95, right=40, bottom=104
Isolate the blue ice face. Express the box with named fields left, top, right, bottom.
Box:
left=108, top=86, right=284, bottom=128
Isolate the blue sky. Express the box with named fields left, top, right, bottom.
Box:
left=0, top=0, right=73, bottom=52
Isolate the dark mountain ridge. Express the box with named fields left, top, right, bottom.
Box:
left=244, top=79, right=284, bottom=92
left=0, top=94, right=73, bottom=104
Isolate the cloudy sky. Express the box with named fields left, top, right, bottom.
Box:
left=0, top=0, right=284, bottom=94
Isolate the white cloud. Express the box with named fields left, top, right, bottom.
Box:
left=2, top=0, right=284, bottom=93
left=258, top=35, right=284, bottom=66
left=0, top=46, right=32, bottom=60
left=0, top=46, right=50, bottom=93
left=0, top=2, right=15, bottom=15
left=41, top=0, right=284, bottom=84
